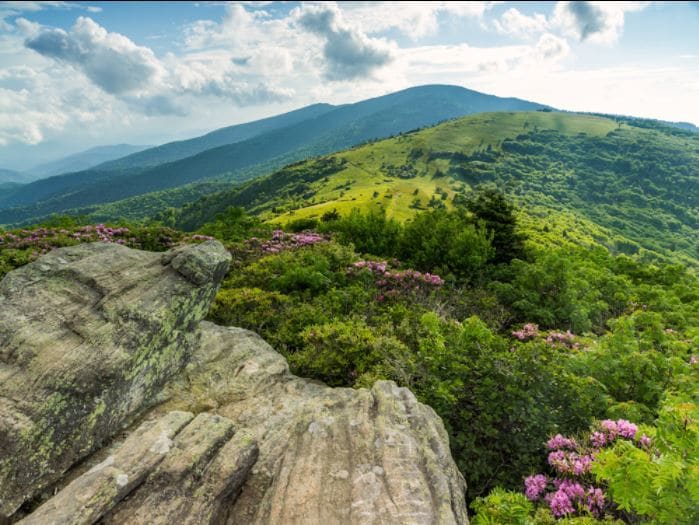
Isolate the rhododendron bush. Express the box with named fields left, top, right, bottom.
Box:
left=523, top=420, right=646, bottom=519
left=474, top=392, right=698, bottom=524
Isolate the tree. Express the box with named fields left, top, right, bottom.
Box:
left=466, top=188, right=526, bottom=264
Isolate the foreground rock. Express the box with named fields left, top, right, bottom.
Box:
left=20, top=410, right=258, bottom=525
left=1, top=242, right=469, bottom=524
left=0, top=241, right=231, bottom=518
left=158, top=323, right=469, bottom=524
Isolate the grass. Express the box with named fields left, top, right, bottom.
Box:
left=268, top=112, right=621, bottom=225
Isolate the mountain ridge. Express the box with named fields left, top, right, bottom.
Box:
left=25, top=144, right=152, bottom=179
left=0, top=85, right=547, bottom=225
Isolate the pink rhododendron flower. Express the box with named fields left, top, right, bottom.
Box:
left=546, top=489, right=574, bottom=517
left=547, top=434, right=578, bottom=450
left=524, top=474, right=547, bottom=501
left=617, top=419, right=637, bottom=439
left=512, top=323, right=539, bottom=340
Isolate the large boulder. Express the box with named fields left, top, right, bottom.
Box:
left=0, top=241, right=231, bottom=518
left=154, top=323, right=470, bottom=524
left=2, top=242, right=469, bottom=524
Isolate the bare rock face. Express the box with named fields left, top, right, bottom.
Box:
left=1, top=242, right=469, bottom=524
left=19, top=410, right=258, bottom=525
left=158, top=323, right=470, bottom=525
left=0, top=241, right=231, bottom=518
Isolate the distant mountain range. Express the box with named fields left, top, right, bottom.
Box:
left=95, top=104, right=335, bottom=172
left=0, top=85, right=547, bottom=225
left=0, top=169, right=30, bottom=185
left=25, top=144, right=152, bottom=179
left=1, top=144, right=151, bottom=186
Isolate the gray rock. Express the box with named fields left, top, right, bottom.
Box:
left=19, top=410, right=258, bottom=525
left=18, top=410, right=195, bottom=525
left=3, top=242, right=468, bottom=524
left=103, top=413, right=258, bottom=525
left=0, top=241, right=230, bottom=518
left=159, top=323, right=470, bottom=524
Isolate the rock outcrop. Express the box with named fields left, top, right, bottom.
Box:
left=0, top=241, right=231, bottom=518
left=160, top=323, right=469, bottom=524
left=0, top=242, right=469, bottom=524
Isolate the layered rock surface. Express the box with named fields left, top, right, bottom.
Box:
left=0, top=241, right=231, bottom=518
left=0, top=242, right=469, bottom=524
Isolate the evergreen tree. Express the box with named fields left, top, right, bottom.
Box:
left=466, top=188, right=526, bottom=264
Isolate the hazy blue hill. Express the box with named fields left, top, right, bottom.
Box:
left=0, top=85, right=547, bottom=225
left=0, top=104, right=337, bottom=215
left=590, top=113, right=699, bottom=134
left=0, top=181, right=22, bottom=192
left=0, top=169, right=29, bottom=184
left=26, top=144, right=152, bottom=178
left=95, top=103, right=336, bottom=172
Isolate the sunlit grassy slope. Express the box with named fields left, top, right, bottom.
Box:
left=266, top=112, right=616, bottom=221
left=174, top=110, right=697, bottom=265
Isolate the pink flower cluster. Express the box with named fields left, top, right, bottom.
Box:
left=510, top=325, right=581, bottom=349
left=512, top=323, right=539, bottom=341
left=544, top=480, right=605, bottom=517
left=352, top=260, right=388, bottom=273
left=351, top=260, right=444, bottom=286
left=548, top=450, right=593, bottom=476
left=249, top=230, right=327, bottom=254
left=639, top=434, right=652, bottom=448
left=546, top=330, right=579, bottom=349
left=590, top=419, right=637, bottom=448
left=525, top=419, right=649, bottom=519
left=0, top=224, right=133, bottom=257
left=524, top=474, right=548, bottom=501
left=547, top=434, right=578, bottom=451
left=73, top=224, right=131, bottom=244
left=348, top=260, right=444, bottom=301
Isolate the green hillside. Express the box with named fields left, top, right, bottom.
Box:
left=0, top=85, right=545, bottom=226
left=171, top=111, right=698, bottom=266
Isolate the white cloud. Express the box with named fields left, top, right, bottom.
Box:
left=342, top=2, right=498, bottom=39
left=494, top=8, right=549, bottom=39
left=470, top=64, right=699, bottom=126
left=183, top=3, right=284, bottom=50
left=23, top=16, right=296, bottom=112
left=533, top=33, right=570, bottom=62
left=296, top=3, right=395, bottom=81
left=552, top=1, right=647, bottom=44
left=0, top=64, right=114, bottom=146
left=0, top=1, right=105, bottom=31
left=14, top=17, right=40, bottom=36
left=25, top=16, right=164, bottom=95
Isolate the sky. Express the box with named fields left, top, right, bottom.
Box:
left=0, top=1, right=698, bottom=170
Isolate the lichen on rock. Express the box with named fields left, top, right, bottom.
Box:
left=0, top=241, right=230, bottom=519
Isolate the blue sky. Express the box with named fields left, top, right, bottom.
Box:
left=1, top=1, right=698, bottom=169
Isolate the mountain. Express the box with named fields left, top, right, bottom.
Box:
left=170, top=111, right=699, bottom=266
left=25, top=144, right=152, bottom=178
left=95, top=103, right=336, bottom=172
left=0, top=168, right=31, bottom=184
left=0, top=85, right=547, bottom=226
